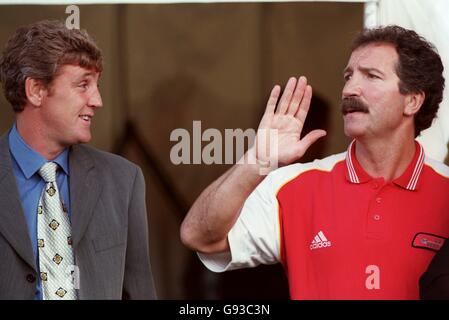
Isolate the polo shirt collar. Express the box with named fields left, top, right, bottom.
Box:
left=344, top=139, right=425, bottom=191
left=8, top=123, right=70, bottom=179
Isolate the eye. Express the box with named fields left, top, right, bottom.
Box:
left=79, top=81, right=89, bottom=90
left=368, top=73, right=380, bottom=79
left=343, top=74, right=352, bottom=82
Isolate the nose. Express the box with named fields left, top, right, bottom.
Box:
left=342, top=76, right=362, bottom=100
left=89, top=85, right=103, bottom=108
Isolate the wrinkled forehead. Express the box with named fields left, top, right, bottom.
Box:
left=346, top=43, right=399, bottom=73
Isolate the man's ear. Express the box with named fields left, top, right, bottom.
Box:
left=24, top=77, right=46, bottom=107
left=404, top=90, right=425, bottom=116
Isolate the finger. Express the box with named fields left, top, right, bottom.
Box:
left=297, top=129, right=327, bottom=154
left=286, top=76, right=307, bottom=116
left=264, top=85, right=281, bottom=116
left=294, top=85, right=313, bottom=124
left=276, top=77, right=297, bottom=115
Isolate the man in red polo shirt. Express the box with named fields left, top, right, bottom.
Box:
left=180, top=25, right=448, bottom=299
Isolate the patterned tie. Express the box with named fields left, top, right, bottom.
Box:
left=37, top=162, right=77, bottom=300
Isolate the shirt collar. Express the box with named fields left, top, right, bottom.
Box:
left=8, top=123, right=70, bottom=179
left=344, top=139, right=425, bottom=191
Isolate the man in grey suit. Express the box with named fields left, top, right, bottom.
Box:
left=0, top=20, right=156, bottom=299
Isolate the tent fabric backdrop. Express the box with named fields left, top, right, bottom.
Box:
left=0, top=0, right=447, bottom=160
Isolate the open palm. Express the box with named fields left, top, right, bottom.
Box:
left=255, top=76, right=326, bottom=166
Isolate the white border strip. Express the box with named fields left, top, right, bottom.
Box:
left=363, top=0, right=379, bottom=28
left=0, top=0, right=375, bottom=5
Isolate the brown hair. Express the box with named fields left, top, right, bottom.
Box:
left=351, top=25, right=445, bottom=137
left=0, top=20, right=103, bottom=112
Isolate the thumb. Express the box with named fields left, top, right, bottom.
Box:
left=297, top=129, right=327, bottom=155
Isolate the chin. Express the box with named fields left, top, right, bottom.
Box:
left=78, top=136, right=92, bottom=144
left=344, top=126, right=365, bottom=139
left=74, top=132, right=92, bottom=144
left=343, top=115, right=368, bottom=138
left=78, top=130, right=92, bottom=143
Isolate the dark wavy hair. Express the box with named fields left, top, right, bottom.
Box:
left=0, top=20, right=103, bottom=112
left=351, top=25, right=445, bottom=137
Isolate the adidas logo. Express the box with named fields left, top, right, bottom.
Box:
left=310, top=231, right=332, bottom=250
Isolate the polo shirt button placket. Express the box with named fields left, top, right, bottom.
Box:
left=374, top=196, right=382, bottom=221
left=373, top=187, right=382, bottom=222
left=366, top=183, right=385, bottom=237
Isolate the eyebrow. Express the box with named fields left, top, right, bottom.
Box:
left=71, top=74, right=99, bottom=86
left=75, top=72, right=97, bottom=81
left=79, top=71, right=94, bottom=79
left=343, top=66, right=385, bottom=76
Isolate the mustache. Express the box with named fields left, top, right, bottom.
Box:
left=341, top=98, right=369, bottom=115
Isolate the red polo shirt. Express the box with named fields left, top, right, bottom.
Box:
left=199, top=140, right=449, bottom=299
left=279, top=140, right=449, bottom=299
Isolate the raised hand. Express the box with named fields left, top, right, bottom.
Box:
left=254, top=76, right=326, bottom=167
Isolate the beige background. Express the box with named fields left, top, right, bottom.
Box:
left=0, top=3, right=363, bottom=298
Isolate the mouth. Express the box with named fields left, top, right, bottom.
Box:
left=342, top=108, right=367, bottom=116
left=79, top=114, right=93, bottom=123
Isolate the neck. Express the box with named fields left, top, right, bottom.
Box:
left=355, top=133, right=416, bottom=182
left=16, top=113, right=64, bottom=161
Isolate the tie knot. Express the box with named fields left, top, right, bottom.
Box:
left=38, top=162, right=58, bottom=183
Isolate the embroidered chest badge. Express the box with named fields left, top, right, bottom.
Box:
left=412, top=232, right=446, bottom=252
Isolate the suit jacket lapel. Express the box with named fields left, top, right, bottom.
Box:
left=0, top=134, right=37, bottom=271
left=69, top=145, right=102, bottom=249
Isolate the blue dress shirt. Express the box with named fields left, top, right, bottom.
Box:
left=8, top=124, right=71, bottom=300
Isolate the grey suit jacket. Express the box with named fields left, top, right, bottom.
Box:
left=0, top=133, right=156, bottom=299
